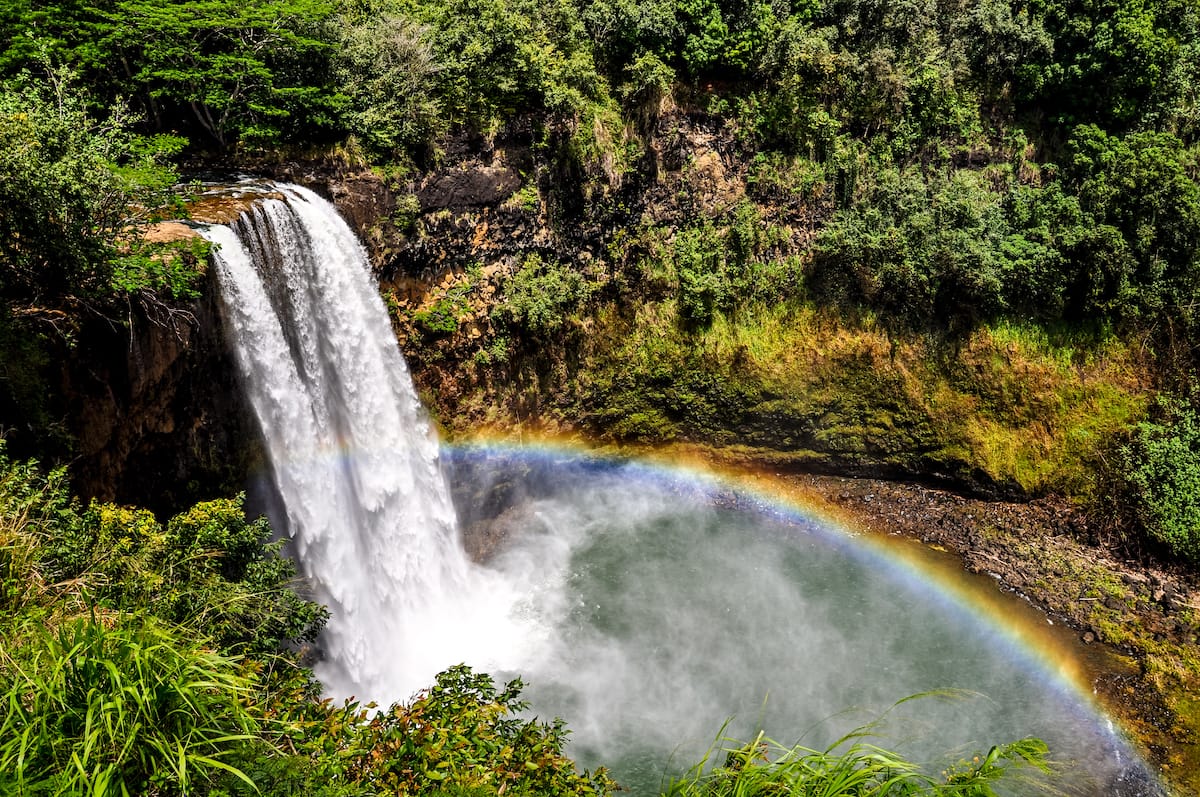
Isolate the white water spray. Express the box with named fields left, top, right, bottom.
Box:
left=200, top=184, right=523, bottom=703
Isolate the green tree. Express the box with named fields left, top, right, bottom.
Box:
left=332, top=4, right=441, bottom=154
left=578, top=0, right=683, bottom=73
left=99, top=0, right=340, bottom=148
left=1028, top=0, right=1196, bottom=131
left=0, top=67, right=186, bottom=305
left=0, top=2, right=117, bottom=91
left=1064, top=125, right=1200, bottom=324
left=0, top=53, right=202, bottom=469
left=811, top=169, right=1011, bottom=332
left=744, top=17, right=844, bottom=154
left=416, top=0, right=603, bottom=132
left=964, top=0, right=1055, bottom=103
left=996, top=181, right=1084, bottom=318
left=493, top=252, right=595, bottom=337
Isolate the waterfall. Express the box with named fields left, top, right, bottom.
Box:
left=199, top=184, right=521, bottom=703
left=193, top=186, right=1160, bottom=797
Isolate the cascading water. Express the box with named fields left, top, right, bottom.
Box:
left=199, top=184, right=523, bottom=702
left=200, top=182, right=1163, bottom=796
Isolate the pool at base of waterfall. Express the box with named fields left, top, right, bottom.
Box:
left=446, top=447, right=1164, bottom=797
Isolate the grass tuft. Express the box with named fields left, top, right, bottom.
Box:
left=664, top=706, right=1056, bottom=797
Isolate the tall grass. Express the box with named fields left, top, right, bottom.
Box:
left=944, top=321, right=1147, bottom=497
left=0, top=615, right=257, bottom=795
left=663, top=722, right=1054, bottom=797
left=0, top=452, right=76, bottom=616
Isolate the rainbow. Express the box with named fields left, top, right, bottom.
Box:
left=442, top=438, right=1154, bottom=777
left=247, top=435, right=1160, bottom=790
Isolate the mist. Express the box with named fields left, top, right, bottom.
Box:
left=449, top=449, right=1158, bottom=796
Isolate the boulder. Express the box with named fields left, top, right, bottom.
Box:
left=419, top=165, right=522, bottom=209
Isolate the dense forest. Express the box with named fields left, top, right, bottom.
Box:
left=1, top=0, right=1199, bottom=793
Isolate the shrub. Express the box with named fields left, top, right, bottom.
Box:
left=213, top=664, right=616, bottom=797
left=110, top=236, right=210, bottom=300
left=1118, top=395, right=1200, bottom=562
left=333, top=9, right=442, bottom=154
left=414, top=297, right=467, bottom=337
left=675, top=225, right=727, bottom=330
left=159, top=498, right=329, bottom=653
left=811, top=168, right=1012, bottom=333
left=393, top=193, right=423, bottom=232
left=0, top=448, right=326, bottom=655
left=621, top=50, right=674, bottom=114
left=344, top=665, right=615, bottom=796
left=0, top=449, right=88, bottom=614
left=1063, top=126, right=1200, bottom=327
left=664, top=720, right=1052, bottom=797
left=0, top=69, right=185, bottom=303
left=493, top=253, right=594, bottom=337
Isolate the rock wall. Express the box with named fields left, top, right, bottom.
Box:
left=268, top=109, right=1141, bottom=501
left=68, top=278, right=258, bottom=517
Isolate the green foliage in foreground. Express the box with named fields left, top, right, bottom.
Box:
left=0, top=453, right=327, bottom=655
left=0, top=446, right=1058, bottom=796
left=0, top=616, right=257, bottom=796
left=215, top=664, right=616, bottom=797
left=0, top=446, right=613, bottom=796
left=665, top=727, right=1053, bottom=797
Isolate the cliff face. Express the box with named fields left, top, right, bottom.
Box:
left=58, top=102, right=1146, bottom=511
left=67, top=278, right=257, bottom=516
left=280, top=110, right=1146, bottom=501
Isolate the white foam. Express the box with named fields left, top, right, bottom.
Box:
left=202, top=184, right=531, bottom=704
